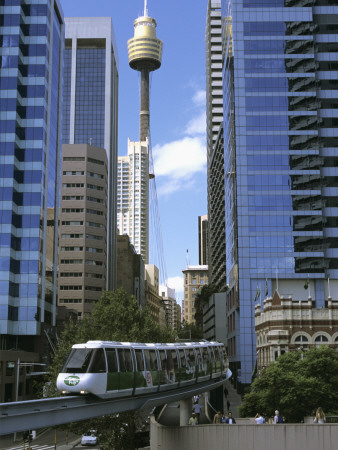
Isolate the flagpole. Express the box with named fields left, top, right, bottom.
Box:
left=308, top=273, right=311, bottom=298
left=328, top=275, right=331, bottom=298
left=276, top=266, right=278, bottom=292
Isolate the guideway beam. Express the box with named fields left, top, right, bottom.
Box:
left=0, top=378, right=226, bottom=434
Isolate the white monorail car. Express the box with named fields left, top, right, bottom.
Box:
left=56, top=340, right=231, bottom=399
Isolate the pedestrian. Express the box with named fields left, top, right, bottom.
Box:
left=221, top=413, right=227, bottom=423
left=255, top=413, right=265, bottom=424
left=227, top=399, right=231, bottom=411
left=224, top=386, right=228, bottom=398
left=225, top=411, right=236, bottom=424
left=313, top=407, right=326, bottom=424
left=274, top=410, right=283, bottom=424
left=193, top=401, right=202, bottom=423
left=213, top=410, right=222, bottom=424
left=188, top=412, right=198, bottom=426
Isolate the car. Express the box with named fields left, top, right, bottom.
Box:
left=81, top=430, right=98, bottom=446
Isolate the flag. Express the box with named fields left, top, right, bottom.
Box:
left=304, top=275, right=309, bottom=290
left=325, top=273, right=330, bottom=280
left=265, top=279, right=268, bottom=297
left=254, top=286, right=260, bottom=302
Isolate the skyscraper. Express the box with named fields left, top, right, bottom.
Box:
left=221, top=0, right=338, bottom=387
left=58, top=144, right=108, bottom=318
left=62, top=17, right=119, bottom=290
left=117, top=139, right=149, bottom=263
left=206, top=0, right=226, bottom=292
left=0, top=0, right=64, bottom=346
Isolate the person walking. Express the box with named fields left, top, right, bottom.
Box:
left=193, top=401, right=202, bottom=424
left=225, top=411, right=236, bottom=424
left=274, top=410, right=283, bottom=424
left=188, top=412, right=198, bottom=426
left=255, top=413, right=265, bottom=424
left=213, top=410, right=222, bottom=424
left=313, top=407, right=326, bottom=424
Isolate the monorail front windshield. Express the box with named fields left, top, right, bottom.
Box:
left=62, top=348, right=106, bottom=373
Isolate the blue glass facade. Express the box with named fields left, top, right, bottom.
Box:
left=222, top=0, right=338, bottom=385
left=0, top=0, right=64, bottom=338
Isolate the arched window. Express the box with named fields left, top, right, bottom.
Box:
left=295, top=335, right=309, bottom=351
left=314, top=335, right=328, bottom=348
left=295, top=335, right=308, bottom=343
left=335, top=337, right=338, bottom=351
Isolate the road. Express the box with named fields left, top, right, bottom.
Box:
left=0, top=429, right=82, bottom=450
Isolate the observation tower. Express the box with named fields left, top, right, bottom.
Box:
left=127, top=0, right=163, bottom=141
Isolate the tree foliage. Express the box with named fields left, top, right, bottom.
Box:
left=239, top=346, right=338, bottom=422
left=178, top=320, right=204, bottom=340
left=47, top=289, right=175, bottom=449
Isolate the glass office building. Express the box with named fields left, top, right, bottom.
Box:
left=0, top=0, right=64, bottom=346
left=62, top=17, right=119, bottom=290
left=222, top=0, right=338, bottom=386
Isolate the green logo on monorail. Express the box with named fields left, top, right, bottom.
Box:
left=64, top=376, right=80, bottom=386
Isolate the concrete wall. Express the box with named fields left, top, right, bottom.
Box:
left=150, top=418, right=338, bottom=450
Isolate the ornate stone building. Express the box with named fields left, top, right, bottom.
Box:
left=255, top=291, right=338, bottom=376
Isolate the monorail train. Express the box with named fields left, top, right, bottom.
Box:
left=56, top=340, right=231, bottom=399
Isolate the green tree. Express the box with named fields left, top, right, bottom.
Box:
left=48, top=288, right=175, bottom=449
left=178, top=320, right=203, bottom=340
left=239, top=346, right=338, bottom=422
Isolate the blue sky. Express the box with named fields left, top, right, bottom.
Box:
left=61, top=1, right=209, bottom=302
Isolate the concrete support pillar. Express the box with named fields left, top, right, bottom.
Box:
left=180, top=398, right=191, bottom=426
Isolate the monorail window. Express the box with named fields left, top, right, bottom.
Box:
left=62, top=348, right=92, bottom=373
left=169, top=350, right=178, bottom=370
left=118, top=349, right=133, bottom=372
left=144, top=349, right=157, bottom=371
left=209, top=346, right=216, bottom=368
left=135, top=349, right=145, bottom=371
left=106, top=349, right=118, bottom=372
left=159, top=350, right=166, bottom=369
left=88, top=348, right=106, bottom=373
left=179, top=349, right=186, bottom=368
left=218, top=346, right=225, bottom=362
left=186, top=348, right=195, bottom=369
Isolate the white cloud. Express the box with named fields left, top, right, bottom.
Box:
left=192, top=89, right=206, bottom=107
left=184, top=111, right=206, bottom=136
left=166, top=276, right=184, bottom=302
left=152, top=88, right=207, bottom=196
left=152, top=136, right=206, bottom=196
left=153, top=136, right=206, bottom=178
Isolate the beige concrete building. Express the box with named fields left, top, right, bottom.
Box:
left=58, top=144, right=108, bottom=318
left=182, top=265, right=209, bottom=324
left=145, top=264, right=162, bottom=324
left=255, top=291, right=338, bottom=375
left=161, top=286, right=181, bottom=331
left=116, top=235, right=145, bottom=307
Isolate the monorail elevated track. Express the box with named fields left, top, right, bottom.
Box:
left=0, top=377, right=225, bottom=434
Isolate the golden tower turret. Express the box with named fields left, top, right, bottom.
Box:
left=127, top=0, right=163, bottom=141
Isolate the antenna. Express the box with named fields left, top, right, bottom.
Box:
left=144, top=0, right=148, bottom=16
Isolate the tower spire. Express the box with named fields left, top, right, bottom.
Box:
left=127, top=3, right=163, bottom=141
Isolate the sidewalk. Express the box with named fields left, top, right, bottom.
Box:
left=223, top=379, right=242, bottom=418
